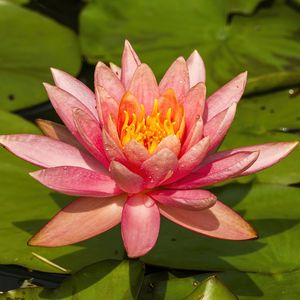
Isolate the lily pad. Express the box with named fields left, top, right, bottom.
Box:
left=0, top=260, right=144, bottom=299
left=0, top=1, right=81, bottom=111
left=79, top=0, right=300, bottom=94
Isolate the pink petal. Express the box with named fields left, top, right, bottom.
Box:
left=203, top=103, right=237, bottom=152
left=44, top=83, right=95, bottom=141
left=95, top=86, right=119, bottom=127
left=73, top=108, right=109, bottom=168
left=29, top=195, right=125, bottom=247
left=30, top=166, right=122, bottom=197
left=187, top=50, right=206, bottom=87
left=155, top=135, right=181, bottom=156
left=36, top=119, right=86, bottom=152
left=123, top=139, right=150, bottom=168
left=121, top=40, right=141, bottom=89
left=121, top=194, right=160, bottom=257
left=205, top=142, right=299, bottom=176
left=159, top=200, right=257, bottom=240
left=140, top=149, right=178, bottom=188
left=170, top=151, right=259, bottom=189
left=110, top=161, right=144, bottom=193
left=148, top=189, right=216, bottom=211
left=94, top=62, right=125, bottom=101
left=183, top=83, right=206, bottom=133
left=109, top=62, right=121, bottom=79
left=181, top=118, right=203, bottom=154
left=204, top=72, right=247, bottom=122
left=102, top=130, right=127, bottom=163
left=0, top=134, right=102, bottom=171
left=129, top=64, right=159, bottom=114
left=164, top=137, right=210, bottom=185
left=50, top=68, right=98, bottom=119
left=159, top=57, right=189, bottom=100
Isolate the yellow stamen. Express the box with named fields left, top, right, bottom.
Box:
left=120, top=98, right=185, bottom=154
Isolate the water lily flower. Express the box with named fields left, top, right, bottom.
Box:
left=0, top=41, right=298, bottom=257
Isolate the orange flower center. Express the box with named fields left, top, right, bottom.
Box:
left=118, top=89, right=185, bottom=154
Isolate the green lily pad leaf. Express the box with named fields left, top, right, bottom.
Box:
left=142, top=183, right=300, bottom=273
left=221, top=89, right=300, bottom=185
left=79, top=0, right=300, bottom=94
left=142, top=269, right=300, bottom=300
left=0, top=111, right=124, bottom=273
left=0, top=1, right=81, bottom=111
left=0, top=260, right=144, bottom=299
left=182, top=276, right=237, bottom=300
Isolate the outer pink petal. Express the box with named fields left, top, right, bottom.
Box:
left=123, top=139, right=150, bottom=168
left=183, top=83, right=206, bottom=132
left=204, top=142, right=299, bottom=176
left=50, top=68, right=98, bottom=119
left=102, top=130, right=127, bottom=163
left=44, top=83, right=94, bottom=141
left=121, top=194, right=160, bottom=257
left=164, top=137, right=210, bottom=185
left=159, top=200, right=257, bottom=240
left=148, top=189, right=216, bottom=211
left=29, top=195, right=126, bottom=247
left=121, top=40, right=141, bottom=89
left=181, top=118, right=203, bottom=154
left=109, top=62, right=121, bottom=79
left=73, top=108, right=109, bottom=168
left=110, top=161, right=144, bottom=193
left=203, top=103, right=237, bottom=152
left=140, top=149, right=178, bottom=188
left=159, top=57, right=189, bottom=100
left=129, top=64, right=159, bottom=114
left=36, top=119, right=86, bottom=152
left=204, top=72, right=247, bottom=122
left=155, top=135, right=181, bottom=156
left=170, top=151, right=259, bottom=189
left=30, top=166, right=122, bottom=197
left=0, top=134, right=102, bottom=171
left=94, top=62, right=125, bottom=101
left=187, top=50, right=206, bottom=87
left=95, top=86, right=119, bottom=127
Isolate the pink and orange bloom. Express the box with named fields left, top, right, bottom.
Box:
left=0, top=41, right=298, bottom=257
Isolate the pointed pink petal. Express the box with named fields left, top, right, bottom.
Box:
left=141, top=149, right=178, bottom=188
left=148, top=189, right=216, bottom=211
left=36, top=119, right=86, bottom=152
left=159, top=57, right=189, bottom=100
left=164, top=137, right=210, bottom=185
left=121, top=194, right=160, bottom=257
left=123, top=139, right=150, bottom=168
left=203, top=103, right=237, bottom=152
left=50, top=68, right=98, bottom=119
left=159, top=200, right=257, bottom=240
left=102, top=130, right=127, bottom=163
left=29, top=195, right=126, bottom=247
left=187, top=50, right=206, bottom=87
left=0, top=134, right=102, bottom=171
left=129, top=64, right=159, bottom=114
left=121, top=40, right=141, bottom=89
left=95, top=86, right=119, bottom=127
left=170, top=151, right=259, bottom=189
left=94, top=62, right=125, bottom=101
left=30, top=166, right=122, bottom=197
left=110, top=161, right=144, bottom=193
left=183, top=83, right=206, bottom=132
left=44, top=83, right=95, bottom=142
left=204, top=72, right=247, bottom=122
left=109, top=62, right=121, bottom=79
left=73, top=108, right=109, bottom=168
left=155, top=135, right=181, bottom=156
left=205, top=142, right=299, bottom=176
left=181, top=118, right=203, bottom=155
